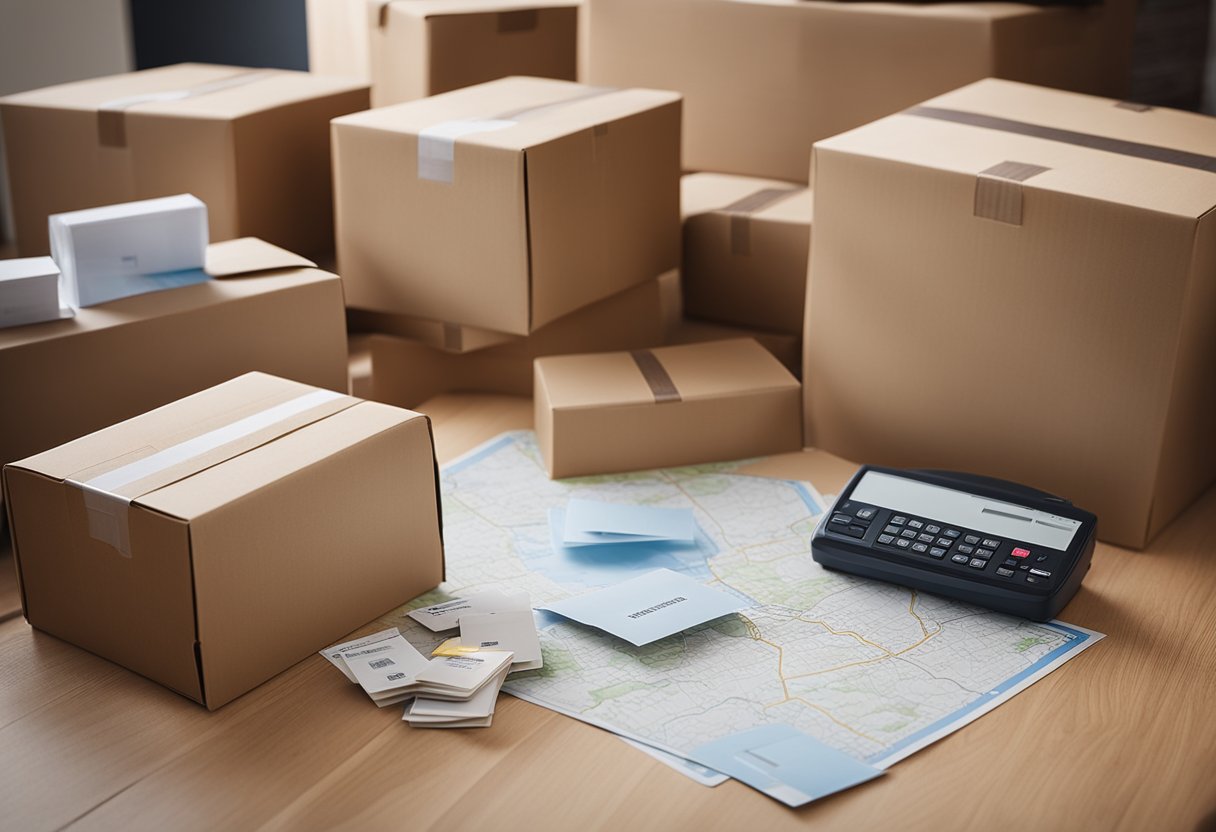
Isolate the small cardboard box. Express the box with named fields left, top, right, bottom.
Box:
left=0, top=257, right=62, bottom=329
left=667, top=317, right=801, bottom=378
left=804, top=79, right=1216, bottom=549
left=588, top=0, right=1136, bottom=182
left=3, top=372, right=443, bottom=709
left=333, top=76, right=681, bottom=335
left=1, top=63, right=369, bottom=257
left=371, top=275, right=672, bottom=407
left=307, top=0, right=579, bottom=107
left=535, top=338, right=802, bottom=478
left=681, top=173, right=811, bottom=336
left=0, top=238, right=349, bottom=493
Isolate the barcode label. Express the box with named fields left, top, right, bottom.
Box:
left=369, top=658, right=395, bottom=670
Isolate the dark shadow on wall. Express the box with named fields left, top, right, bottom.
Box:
left=129, top=0, right=308, bottom=70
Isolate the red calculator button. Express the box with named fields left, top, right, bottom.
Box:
left=1012, top=547, right=1031, bottom=559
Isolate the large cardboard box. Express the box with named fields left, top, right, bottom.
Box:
left=333, top=76, right=681, bottom=335
left=307, top=0, right=578, bottom=106
left=589, top=0, right=1136, bottom=182
left=681, top=173, right=811, bottom=336
left=3, top=372, right=443, bottom=709
left=535, top=338, right=802, bottom=478
left=0, top=238, right=349, bottom=490
left=372, top=275, right=671, bottom=407
left=0, top=63, right=369, bottom=257
left=804, top=79, right=1216, bottom=549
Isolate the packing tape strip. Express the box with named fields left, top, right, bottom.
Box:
left=630, top=349, right=681, bottom=404
left=904, top=105, right=1216, bottom=174
left=67, top=388, right=346, bottom=557
left=973, top=161, right=1050, bottom=225
left=97, top=69, right=277, bottom=148
left=720, top=186, right=803, bottom=257
left=417, top=86, right=618, bottom=184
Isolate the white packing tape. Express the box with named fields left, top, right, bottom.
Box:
left=68, top=389, right=346, bottom=557
left=417, top=119, right=517, bottom=184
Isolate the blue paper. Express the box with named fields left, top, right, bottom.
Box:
left=689, top=725, right=883, bottom=807
left=562, top=498, right=695, bottom=546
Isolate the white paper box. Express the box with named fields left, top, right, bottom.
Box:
left=49, top=194, right=209, bottom=308
left=0, top=256, right=64, bottom=329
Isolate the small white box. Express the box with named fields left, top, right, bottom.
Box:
left=0, top=256, right=64, bottom=329
left=49, top=194, right=209, bottom=308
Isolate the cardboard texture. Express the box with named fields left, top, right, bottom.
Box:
left=332, top=76, right=681, bottom=335
left=588, top=0, right=1136, bottom=182
left=535, top=338, right=802, bottom=478
left=0, top=238, right=349, bottom=501
left=348, top=333, right=374, bottom=398
left=371, top=275, right=671, bottom=407
left=2, top=372, right=444, bottom=709
left=0, top=63, right=369, bottom=257
left=681, top=173, right=811, bottom=336
left=309, top=0, right=578, bottom=107
left=349, top=309, right=520, bottom=354
left=667, top=318, right=802, bottom=378
left=804, top=79, right=1216, bottom=549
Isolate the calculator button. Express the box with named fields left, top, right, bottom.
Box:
left=957, top=544, right=974, bottom=555
left=1019, top=564, right=1030, bottom=571
left=1029, top=568, right=1052, bottom=578
left=975, top=548, right=994, bottom=559
left=996, top=567, right=1015, bottom=577
left=951, top=554, right=970, bottom=564
left=830, top=513, right=852, bottom=525
left=1026, top=575, right=1044, bottom=585
left=1011, top=547, right=1030, bottom=559
left=968, top=558, right=987, bottom=569
left=890, top=516, right=907, bottom=526
left=855, top=507, right=876, bottom=521
left=908, top=520, right=924, bottom=529
left=925, top=524, right=941, bottom=534
left=901, top=529, right=917, bottom=539
left=883, top=525, right=900, bottom=535
left=964, top=535, right=981, bottom=545
left=929, top=547, right=947, bottom=558
left=936, top=537, right=953, bottom=548
left=917, top=533, right=934, bottom=543
left=844, top=525, right=867, bottom=538
left=911, top=543, right=929, bottom=553
left=895, top=538, right=911, bottom=549
left=1036, top=554, right=1049, bottom=563
left=944, top=529, right=961, bottom=538
left=878, top=534, right=894, bottom=545
left=1002, top=558, right=1019, bottom=569
left=982, top=538, right=1001, bottom=549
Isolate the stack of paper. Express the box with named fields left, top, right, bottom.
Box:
left=409, top=589, right=543, bottom=673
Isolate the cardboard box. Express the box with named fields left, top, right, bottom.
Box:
left=0, top=257, right=62, bottom=329
left=681, top=173, right=811, bottom=336
left=348, top=309, right=520, bottom=354
left=3, top=372, right=443, bottom=709
left=307, top=0, right=579, bottom=107
left=1, top=63, right=369, bottom=257
left=803, top=79, right=1216, bottom=549
left=667, top=318, right=801, bottom=378
left=333, top=76, right=681, bottom=335
left=372, top=275, right=671, bottom=407
left=348, top=333, right=374, bottom=398
left=588, top=0, right=1136, bottom=182
left=535, top=338, right=802, bottom=478
left=0, top=238, right=349, bottom=493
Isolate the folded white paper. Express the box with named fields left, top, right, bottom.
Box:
left=407, top=590, right=531, bottom=632
left=0, top=256, right=67, bottom=329
left=459, top=610, right=543, bottom=671
left=414, top=649, right=515, bottom=694
left=408, top=663, right=511, bottom=720
left=320, top=628, right=402, bottom=683
left=49, top=193, right=209, bottom=307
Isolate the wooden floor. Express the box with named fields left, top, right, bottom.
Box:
left=2, top=393, right=1215, bottom=831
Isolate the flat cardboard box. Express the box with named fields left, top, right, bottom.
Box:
left=348, top=309, right=519, bottom=354
left=804, top=79, right=1216, bottom=549
left=1, top=63, right=369, bottom=257
left=371, top=275, right=671, bottom=407
left=308, top=0, right=578, bottom=107
left=588, top=0, right=1136, bottom=182
left=0, top=238, right=349, bottom=498
left=332, top=76, right=681, bottom=335
left=681, top=173, right=811, bottom=336
left=3, top=372, right=444, bottom=709
left=535, top=338, right=802, bottom=478
left=667, top=317, right=801, bottom=378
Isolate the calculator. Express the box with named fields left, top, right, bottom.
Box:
left=811, top=466, right=1096, bottom=621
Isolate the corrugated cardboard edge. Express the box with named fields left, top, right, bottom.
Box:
left=1, top=468, right=32, bottom=621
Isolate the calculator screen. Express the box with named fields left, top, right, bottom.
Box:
left=850, top=471, right=1083, bottom=550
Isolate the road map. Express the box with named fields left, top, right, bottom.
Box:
left=399, top=432, right=1102, bottom=794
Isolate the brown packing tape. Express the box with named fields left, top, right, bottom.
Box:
left=630, top=349, right=681, bottom=404
left=974, top=161, right=1050, bottom=226
left=905, top=105, right=1216, bottom=174
left=95, top=69, right=276, bottom=148
left=720, top=186, right=801, bottom=257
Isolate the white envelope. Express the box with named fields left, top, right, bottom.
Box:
left=407, top=590, right=531, bottom=632
left=341, top=634, right=431, bottom=695
left=459, top=610, right=543, bottom=671
left=413, top=649, right=514, bottom=694
left=320, top=628, right=402, bottom=683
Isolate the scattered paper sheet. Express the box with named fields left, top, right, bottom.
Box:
left=562, top=498, right=696, bottom=546
left=406, top=590, right=531, bottom=632
left=320, top=628, right=401, bottom=683
left=538, top=568, right=746, bottom=646
left=340, top=634, right=432, bottom=696
left=689, top=724, right=883, bottom=807
left=459, top=609, right=544, bottom=671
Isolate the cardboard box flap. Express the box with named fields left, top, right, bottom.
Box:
left=388, top=0, right=579, bottom=21
left=204, top=237, right=317, bottom=278
left=543, top=338, right=799, bottom=410
left=818, top=79, right=1216, bottom=218
left=681, top=172, right=811, bottom=225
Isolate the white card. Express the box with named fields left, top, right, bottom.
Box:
left=340, top=634, right=431, bottom=695
left=413, top=649, right=514, bottom=694
left=459, top=610, right=543, bottom=671
left=404, top=713, right=493, bottom=728
left=408, top=663, right=510, bottom=720
left=406, top=590, right=531, bottom=632
left=320, top=628, right=401, bottom=683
